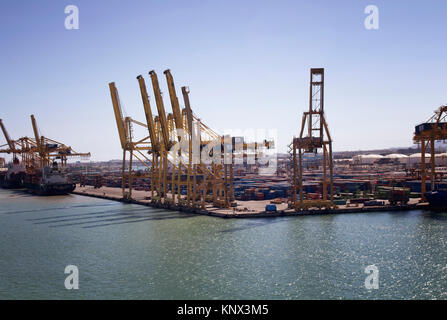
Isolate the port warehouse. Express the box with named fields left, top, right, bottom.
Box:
left=1, top=67, right=447, bottom=214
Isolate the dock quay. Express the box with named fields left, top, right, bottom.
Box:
left=72, top=185, right=430, bottom=219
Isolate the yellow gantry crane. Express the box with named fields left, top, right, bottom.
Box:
left=289, top=68, right=334, bottom=210
left=413, top=105, right=447, bottom=200
left=110, top=68, right=275, bottom=209
left=0, top=116, right=91, bottom=171
left=29, top=114, right=91, bottom=168
left=0, top=118, right=35, bottom=168
left=0, top=119, right=16, bottom=154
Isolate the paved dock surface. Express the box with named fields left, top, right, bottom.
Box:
left=73, top=185, right=429, bottom=218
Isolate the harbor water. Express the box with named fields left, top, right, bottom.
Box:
left=0, top=188, right=446, bottom=299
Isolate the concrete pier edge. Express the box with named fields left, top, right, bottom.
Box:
left=72, top=190, right=430, bottom=219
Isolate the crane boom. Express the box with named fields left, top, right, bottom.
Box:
left=109, top=82, right=127, bottom=149
left=149, top=70, right=170, bottom=150
left=31, top=114, right=48, bottom=166
left=164, top=69, right=183, bottom=136
left=30, top=114, right=41, bottom=151
left=136, top=75, right=158, bottom=151
left=0, top=119, right=15, bottom=152
left=181, top=86, right=194, bottom=135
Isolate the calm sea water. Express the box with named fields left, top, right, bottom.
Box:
left=0, top=188, right=446, bottom=299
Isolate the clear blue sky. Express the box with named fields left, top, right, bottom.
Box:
left=1, top=0, right=446, bottom=161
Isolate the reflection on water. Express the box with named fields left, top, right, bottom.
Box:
left=0, top=189, right=446, bottom=299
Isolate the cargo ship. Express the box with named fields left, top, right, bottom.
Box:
left=424, top=189, right=447, bottom=209
left=24, top=161, right=75, bottom=195
left=0, top=158, right=26, bottom=188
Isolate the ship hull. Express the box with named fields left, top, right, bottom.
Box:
left=0, top=173, right=25, bottom=189
left=1, top=181, right=24, bottom=189
left=424, top=190, right=447, bottom=209
left=26, top=183, right=75, bottom=196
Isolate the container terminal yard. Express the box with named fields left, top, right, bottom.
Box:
left=2, top=68, right=445, bottom=217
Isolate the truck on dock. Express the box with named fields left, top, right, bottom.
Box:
left=375, top=186, right=410, bottom=205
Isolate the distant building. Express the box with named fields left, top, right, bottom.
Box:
left=407, top=153, right=430, bottom=165
left=382, top=154, right=408, bottom=164
left=407, top=152, right=447, bottom=167
left=352, top=154, right=383, bottom=164
left=353, top=153, right=447, bottom=167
